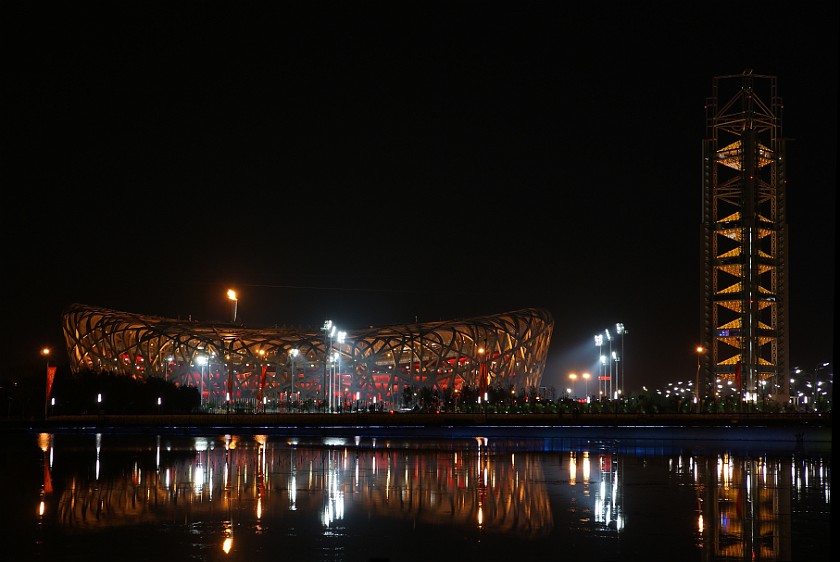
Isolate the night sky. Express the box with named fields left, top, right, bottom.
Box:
left=3, top=1, right=836, bottom=393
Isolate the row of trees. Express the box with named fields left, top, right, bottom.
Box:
left=396, top=382, right=811, bottom=414
left=1, top=371, right=827, bottom=419
left=2, top=369, right=199, bottom=418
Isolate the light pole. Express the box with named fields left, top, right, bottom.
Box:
left=335, top=331, right=346, bottom=413
left=41, top=348, right=52, bottom=419
left=227, top=289, right=238, bottom=323
left=582, top=372, right=590, bottom=401
left=695, top=346, right=704, bottom=413
left=812, top=362, right=829, bottom=412
left=594, top=334, right=604, bottom=397
left=289, top=348, right=299, bottom=408
left=611, top=351, right=619, bottom=400
left=330, top=350, right=340, bottom=412
left=321, top=320, right=335, bottom=412
left=196, top=354, right=208, bottom=410
left=258, top=349, right=267, bottom=412
left=616, top=323, right=625, bottom=397
left=605, top=329, right=612, bottom=400
left=600, top=354, right=607, bottom=399
left=164, top=356, right=173, bottom=382
left=568, top=373, right=577, bottom=399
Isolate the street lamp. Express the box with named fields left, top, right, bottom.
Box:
left=289, top=348, right=299, bottom=403
left=334, top=331, right=346, bottom=413
left=258, top=349, right=267, bottom=412
left=600, top=354, right=607, bottom=398
left=615, top=323, right=625, bottom=397
left=813, top=362, right=830, bottom=412
left=604, top=329, right=612, bottom=400
left=164, top=356, right=173, bottom=382
left=330, top=350, right=340, bottom=412
left=611, top=350, right=620, bottom=400
left=695, top=346, right=704, bottom=413
left=196, top=354, right=209, bottom=409
left=41, top=348, right=52, bottom=419
left=594, top=334, right=604, bottom=396
left=568, top=373, right=578, bottom=399
left=321, top=320, right=335, bottom=412
left=227, top=289, right=238, bottom=323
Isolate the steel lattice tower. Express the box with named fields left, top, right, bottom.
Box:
left=701, top=70, right=790, bottom=404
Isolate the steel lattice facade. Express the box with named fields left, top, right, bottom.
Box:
left=701, top=70, right=789, bottom=402
left=62, top=304, right=553, bottom=410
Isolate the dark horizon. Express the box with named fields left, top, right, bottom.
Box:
left=3, top=2, right=836, bottom=393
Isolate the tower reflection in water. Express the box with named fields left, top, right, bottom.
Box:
left=33, top=432, right=829, bottom=561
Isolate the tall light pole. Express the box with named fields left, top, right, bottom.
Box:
left=568, top=373, right=578, bottom=399
left=227, top=289, right=238, bottom=323
left=616, top=323, right=625, bottom=397
left=605, top=329, right=612, bottom=400
left=594, top=334, right=604, bottom=397
left=164, top=356, right=173, bottom=382
left=42, top=347, right=52, bottom=418
left=196, top=354, right=208, bottom=409
left=225, top=343, right=235, bottom=415
left=289, top=348, right=299, bottom=403
left=330, top=350, right=340, bottom=411
left=321, top=320, right=335, bottom=412
left=258, top=349, right=267, bottom=412
left=335, top=331, right=346, bottom=412
left=611, top=350, right=619, bottom=400
left=582, top=372, right=590, bottom=401
left=695, top=346, right=704, bottom=413
left=600, top=354, right=607, bottom=398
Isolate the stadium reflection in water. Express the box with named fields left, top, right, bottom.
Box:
left=23, top=431, right=830, bottom=561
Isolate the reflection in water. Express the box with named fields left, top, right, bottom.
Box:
left=29, top=432, right=830, bottom=561
left=45, top=434, right=555, bottom=539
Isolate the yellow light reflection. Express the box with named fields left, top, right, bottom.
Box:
left=583, top=451, right=590, bottom=483
left=222, top=520, right=234, bottom=554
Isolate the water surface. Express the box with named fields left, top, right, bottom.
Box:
left=5, top=428, right=830, bottom=561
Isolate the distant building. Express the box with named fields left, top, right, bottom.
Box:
left=62, top=303, right=553, bottom=410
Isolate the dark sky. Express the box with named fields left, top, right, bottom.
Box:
left=2, top=1, right=836, bottom=392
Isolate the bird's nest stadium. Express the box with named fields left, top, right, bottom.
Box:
left=62, top=304, right=554, bottom=412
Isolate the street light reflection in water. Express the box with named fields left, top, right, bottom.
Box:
left=16, top=431, right=831, bottom=562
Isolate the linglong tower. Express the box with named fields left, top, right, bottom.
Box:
left=701, top=70, right=789, bottom=404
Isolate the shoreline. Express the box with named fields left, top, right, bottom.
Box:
left=4, top=412, right=831, bottom=443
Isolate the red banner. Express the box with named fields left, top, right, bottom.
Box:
left=46, top=366, right=57, bottom=401
left=735, top=361, right=742, bottom=396
left=478, top=361, right=488, bottom=395
left=257, top=365, right=268, bottom=403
